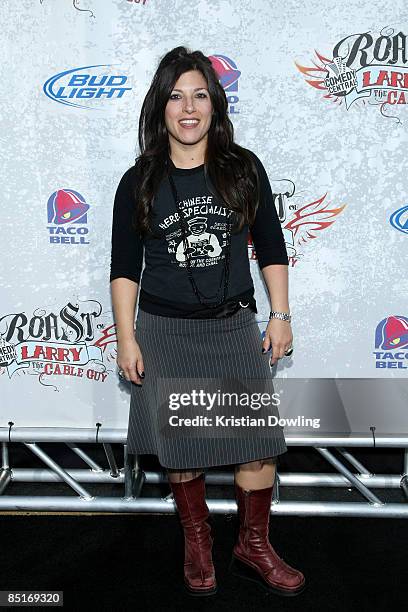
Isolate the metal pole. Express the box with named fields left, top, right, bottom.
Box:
left=2, top=428, right=408, bottom=447
left=102, top=443, right=120, bottom=478
left=24, top=443, right=93, bottom=500
left=272, top=473, right=280, bottom=504
left=66, top=444, right=103, bottom=472
left=5, top=468, right=405, bottom=489
left=316, top=447, right=384, bottom=506
left=0, top=496, right=407, bottom=517
left=400, top=448, right=408, bottom=501
left=131, top=454, right=144, bottom=499
left=0, top=442, right=12, bottom=494
left=123, top=445, right=133, bottom=499
left=123, top=449, right=145, bottom=499
left=0, top=469, right=12, bottom=495
left=1, top=442, right=9, bottom=469
left=337, top=448, right=373, bottom=476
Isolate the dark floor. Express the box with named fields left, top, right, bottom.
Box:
left=0, top=444, right=406, bottom=611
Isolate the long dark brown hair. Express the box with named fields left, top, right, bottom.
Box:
left=130, top=46, right=261, bottom=237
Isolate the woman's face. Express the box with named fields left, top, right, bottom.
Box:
left=164, top=69, right=213, bottom=149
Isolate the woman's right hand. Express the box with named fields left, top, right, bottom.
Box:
left=116, top=337, right=145, bottom=385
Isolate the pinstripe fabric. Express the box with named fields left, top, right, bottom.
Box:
left=127, top=307, right=288, bottom=469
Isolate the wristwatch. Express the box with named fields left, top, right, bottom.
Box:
left=269, top=310, right=291, bottom=323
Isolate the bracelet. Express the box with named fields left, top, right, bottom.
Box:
left=269, top=310, right=291, bottom=323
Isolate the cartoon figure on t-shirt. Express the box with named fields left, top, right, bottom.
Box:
left=176, top=216, right=222, bottom=262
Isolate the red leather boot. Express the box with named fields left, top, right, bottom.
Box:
left=169, top=472, right=217, bottom=596
left=230, top=483, right=305, bottom=596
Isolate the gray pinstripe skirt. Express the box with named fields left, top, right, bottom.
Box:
left=127, top=306, right=288, bottom=469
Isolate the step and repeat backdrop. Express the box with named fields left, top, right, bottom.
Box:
left=0, top=0, right=407, bottom=438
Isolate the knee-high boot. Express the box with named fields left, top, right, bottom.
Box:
left=230, top=482, right=305, bottom=596
left=169, top=472, right=217, bottom=596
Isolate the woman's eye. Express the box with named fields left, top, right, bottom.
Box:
left=169, top=93, right=207, bottom=100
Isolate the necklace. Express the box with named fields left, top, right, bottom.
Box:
left=167, top=166, right=233, bottom=308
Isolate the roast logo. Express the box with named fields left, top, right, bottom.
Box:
left=374, top=315, right=408, bottom=369
left=295, top=29, right=408, bottom=121
left=209, top=54, right=241, bottom=114
left=248, top=180, right=346, bottom=266
left=47, top=188, right=90, bottom=244
left=43, top=64, right=131, bottom=110
left=0, top=301, right=119, bottom=387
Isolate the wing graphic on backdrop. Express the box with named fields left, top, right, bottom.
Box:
left=283, top=194, right=346, bottom=246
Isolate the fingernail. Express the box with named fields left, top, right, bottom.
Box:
left=262, top=348, right=266, bottom=354
left=139, top=371, right=145, bottom=378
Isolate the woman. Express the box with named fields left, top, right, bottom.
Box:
left=110, top=46, right=305, bottom=597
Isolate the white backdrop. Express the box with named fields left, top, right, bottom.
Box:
left=0, top=0, right=407, bottom=432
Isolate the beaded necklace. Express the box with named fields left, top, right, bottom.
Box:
left=167, top=163, right=233, bottom=308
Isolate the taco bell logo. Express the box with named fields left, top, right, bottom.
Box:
left=373, top=315, right=408, bottom=369
left=46, top=189, right=90, bottom=245
left=390, top=204, right=408, bottom=235
left=43, top=64, right=131, bottom=110
left=208, top=54, right=241, bottom=113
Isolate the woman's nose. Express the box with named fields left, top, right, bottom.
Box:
left=183, top=98, right=195, bottom=112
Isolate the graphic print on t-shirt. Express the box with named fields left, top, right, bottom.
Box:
left=175, top=216, right=222, bottom=261
left=159, top=194, right=233, bottom=269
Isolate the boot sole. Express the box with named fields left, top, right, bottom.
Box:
left=229, top=555, right=306, bottom=597
left=184, top=581, right=218, bottom=597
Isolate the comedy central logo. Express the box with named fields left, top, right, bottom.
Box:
left=46, top=189, right=90, bottom=245
left=295, top=29, right=408, bottom=121
left=43, top=64, right=131, bottom=110
left=209, top=54, right=241, bottom=114
left=373, top=315, right=408, bottom=369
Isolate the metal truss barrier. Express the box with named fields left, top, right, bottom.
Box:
left=1, top=428, right=408, bottom=517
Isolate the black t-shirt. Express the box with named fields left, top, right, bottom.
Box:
left=110, top=149, right=288, bottom=317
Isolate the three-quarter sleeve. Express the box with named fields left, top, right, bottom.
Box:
left=248, top=151, right=289, bottom=269
left=110, top=166, right=144, bottom=284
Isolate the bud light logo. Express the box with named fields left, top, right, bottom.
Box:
left=43, top=64, right=131, bottom=109
left=373, top=315, right=408, bottom=369
left=390, top=205, right=408, bottom=235
left=46, top=189, right=90, bottom=245
left=208, top=54, right=240, bottom=114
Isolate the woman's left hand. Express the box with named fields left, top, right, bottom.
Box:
left=262, top=319, right=293, bottom=366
